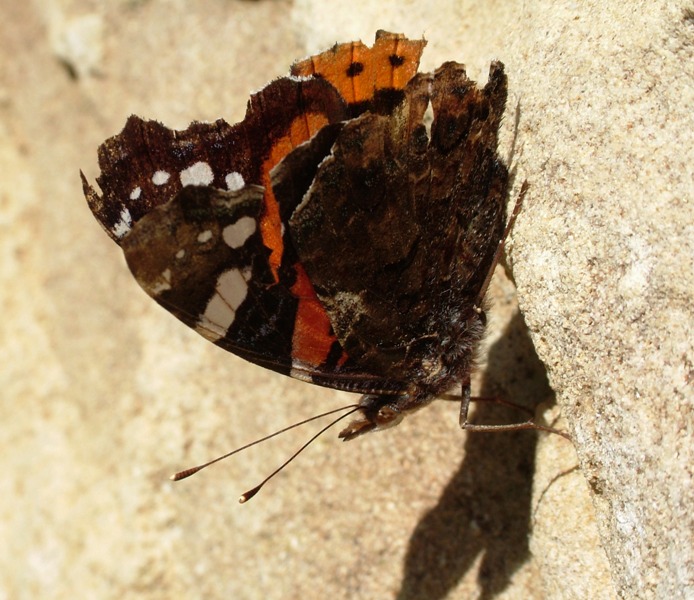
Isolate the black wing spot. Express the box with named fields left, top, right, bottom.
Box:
left=389, top=54, right=405, bottom=67
left=346, top=62, right=364, bottom=77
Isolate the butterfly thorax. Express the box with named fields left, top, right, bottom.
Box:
left=338, top=306, right=486, bottom=440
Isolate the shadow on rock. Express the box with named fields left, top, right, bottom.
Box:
left=396, top=310, right=555, bottom=600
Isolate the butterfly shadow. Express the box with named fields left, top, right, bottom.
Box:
left=395, top=309, right=555, bottom=600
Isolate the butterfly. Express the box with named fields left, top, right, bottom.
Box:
left=82, top=32, right=543, bottom=497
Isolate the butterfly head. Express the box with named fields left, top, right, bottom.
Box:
left=338, top=393, right=419, bottom=441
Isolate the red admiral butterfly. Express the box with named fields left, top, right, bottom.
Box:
left=82, top=32, right=551, bottom=500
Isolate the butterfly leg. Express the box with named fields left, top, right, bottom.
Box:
left=456, top=380, right=571, bottom=440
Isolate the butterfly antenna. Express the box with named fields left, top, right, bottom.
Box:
left=238, top=406, right=362, bottom=503
left=170, top=404, right=362, bottom=501
left=476, top=180, right=528, bottom=306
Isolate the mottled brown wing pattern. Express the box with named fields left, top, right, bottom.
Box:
left=82, top=32, right=435, bottom=395
left=277, top=62, right=508, bottom=396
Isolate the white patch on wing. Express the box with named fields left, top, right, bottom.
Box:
left=180, top=161, right=214, bottom=187
left=216, top=268, right=249, bottom=311
left=112, top=207, right=133, bottom=238
left=196, top=268, right=250, bottom=341
left=175, top=249, right=185, bottom=259
left=196, top=295, right=232, bottom=342
left=129, top=186, right=142, bottom=200
left=197, top=230, right=213, bottom=243
left=151, top=268, right=172, bottom=295
left=152, top=170, right=171, bottom=186
left=225, top=171, right=245, bottom=191
left=290, top=362, right=313, bottom=383
left=222, top=216, right=256, bottom=249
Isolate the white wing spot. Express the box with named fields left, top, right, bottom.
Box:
left=175, top=249, right=186, bottom=259
left=151, top=268, right=172, bottom=295
left=112, top=208, right=133, bottom=238
left=152, top=170, right=171, bottom=186
left=216, top=268, right=249, bottom=311
left=197, top=230, right=213, bottom=243
left=225, top=172, right=245, bottom=191
left=222, top=216, right=256, bottom=249
left=129, top=186, right=142, bottom=200
left=290, top=364, right=312, bottom=382
left=180, top=161, right=214, bottom=187
left=196, top=295, right=231, bottom=342
left=195, top=268, right=250, bottom=341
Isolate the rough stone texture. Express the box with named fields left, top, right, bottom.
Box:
left=0, top=0, right=690, bottom=599
left=505, top=2, right=694, bottom=598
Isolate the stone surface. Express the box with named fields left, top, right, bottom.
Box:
left=505, top=2, right=694, bottom=598
left=1, top=1, right=690, bottom=599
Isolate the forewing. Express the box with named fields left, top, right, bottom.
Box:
left=291, top=30, right=426, bottom=116
left=82, top=76, right=348, bottom=243
left=121, top=185, right=404, bottom=395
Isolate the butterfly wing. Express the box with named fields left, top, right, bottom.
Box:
left=279, top=62, right=509, bottom=384
left=82, top=76, right=348, bottom=242
left=291, top=30, right=426, bottom=116
left=120, top=184, right=405, bottom=395
left=82, top=32, right=430, bottom=396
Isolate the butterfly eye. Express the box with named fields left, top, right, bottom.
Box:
left=376, top=405, right=404, bottom=428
